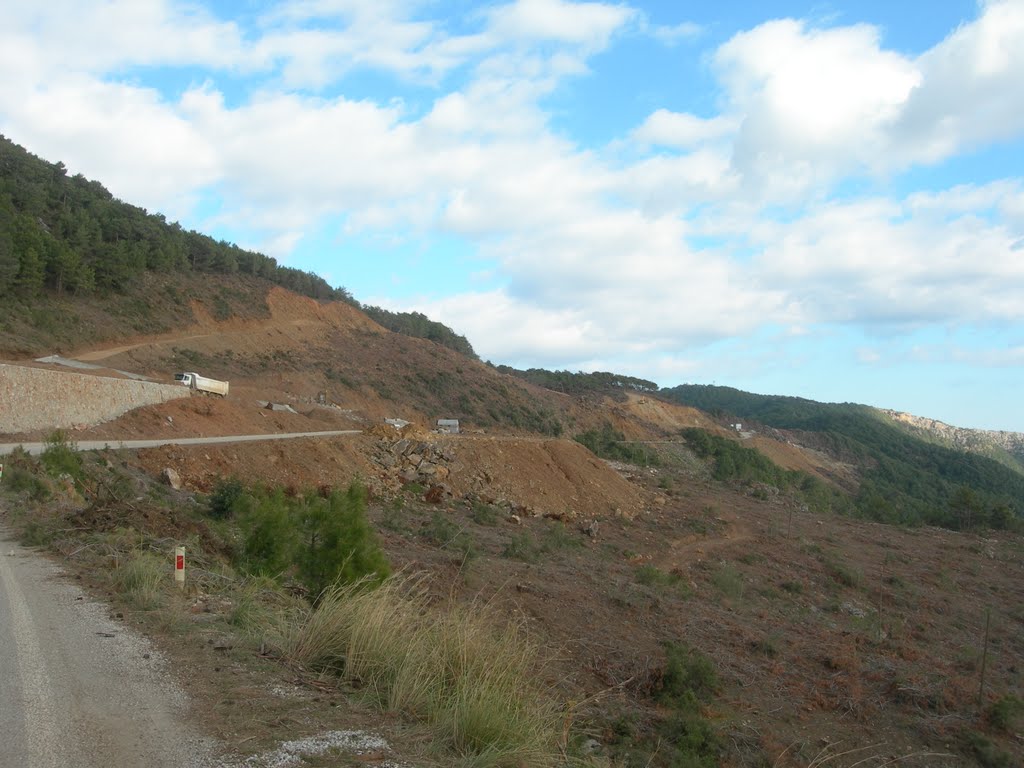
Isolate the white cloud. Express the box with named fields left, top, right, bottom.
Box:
left=1, top=0, right=1022, bottom=389
left=752, top=191, right=1024, bottom=326
left=3, top=0, right=253, bottom=78
left=890, top=0, right=1024, bottom=161
left=1, top=76, right=220, bottom=216
left=648, top=21, right=702, bottom=46
left=486, top=0, right=637, bottom=49
left=673, top=0, right=1024, bottom=196
left=632, top=110, right=738, bottom=148
left=713, top=19, right=920, bottom=191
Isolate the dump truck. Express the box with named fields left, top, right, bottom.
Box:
left=174, top=372, right=229, bottom=397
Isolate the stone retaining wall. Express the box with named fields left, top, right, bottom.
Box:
left=0, top=363, right=190, bottom=434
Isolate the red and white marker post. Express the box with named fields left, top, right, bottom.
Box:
left=174, top=546, right=185, bottom=589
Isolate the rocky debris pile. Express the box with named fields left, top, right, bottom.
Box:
left=372, top=438, right=457, bottom=502
left=366, top=434, right=649, bottom=521
left=377, top=437, right=454, bottom=481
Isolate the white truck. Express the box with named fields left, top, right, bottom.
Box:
left=174, top=372, right=229, bottom=397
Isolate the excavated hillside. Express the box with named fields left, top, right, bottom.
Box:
left=4, top=283, right=1022, bottom=768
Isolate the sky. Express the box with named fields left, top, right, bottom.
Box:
left=2, top=0, right=1023, bottom=431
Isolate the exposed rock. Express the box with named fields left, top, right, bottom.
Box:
left=581, top=520, right=599, bottom=537
left=162, top=467, right=183, bottom=490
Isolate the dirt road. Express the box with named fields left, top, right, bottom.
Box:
left=0, top=534, right=223, bottom=768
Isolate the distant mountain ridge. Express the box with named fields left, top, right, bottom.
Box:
left=660, top=384, right=1023, bottom=529
left=879, top=409, right=1024, bottom=474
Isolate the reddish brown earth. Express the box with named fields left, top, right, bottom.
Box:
left=4, top=285, right=1021, bottom=767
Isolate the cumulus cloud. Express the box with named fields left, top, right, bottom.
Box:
left=486, top=0, right=637, bottom=49
left=632, top=110, right=738, bottom=148
left=751, top=188, right=1024, bottom=326
left=891, top=0, right=1024, bottom=161
left=661, top=0, right=1024, bottom=195
left=713, top=19, right=920, bottom=191
left=1, top=0, right=1022, bottom=385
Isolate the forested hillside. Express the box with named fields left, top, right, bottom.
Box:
left=0, top=134, right=475, bottom=358
left=493, top=366, right=658, bottom=399
left=662, top=384, right=1023, bottom=529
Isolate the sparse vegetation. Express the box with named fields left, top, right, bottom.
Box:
left=282, top=577, right=564, bottom=766
left=111, top=549, right=168, bottom=611
left=711, top=563, right=745, bottom=599
left=576, top=421, right=659, bottom=465
left=40, top=429, right=84, bottom=483
left=607, top=642, right=721, bottom=768
left=501, top=532, right=539, bottom=562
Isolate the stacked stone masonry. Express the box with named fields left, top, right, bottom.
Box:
left=0, top=363, right=190, bottom=434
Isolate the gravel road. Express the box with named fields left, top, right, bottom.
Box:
left=0, top=534, right=224, bottom=768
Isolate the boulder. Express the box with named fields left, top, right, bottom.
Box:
left=162, top=467, right=183, bottom=490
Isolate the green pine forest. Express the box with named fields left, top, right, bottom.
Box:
left=0, top=134, right=475, bottom=358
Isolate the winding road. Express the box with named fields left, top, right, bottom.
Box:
left=0, top=429, right=362, bottom=456
left=0, top=533, right=223, bottom=767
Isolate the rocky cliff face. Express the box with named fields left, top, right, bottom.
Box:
left=879, top=409, right=1024, bottom=465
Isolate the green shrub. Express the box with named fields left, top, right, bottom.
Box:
left=963, top=731, right=1013, bottom=768
left=236, top=488, right=296, bottom=578
left=822, top=555, right=861, bottom=588
left=501, top=533, right=538, bottom=562
left=2, top=465, right=51, bottom=500
left=421, top=510, right=460, bottom=546
left=207, top=477, right=245, bottom=519
left=470, top=500, right=499, bottom=526
left=575, top=422, right=659, bottom=466
left=658, top=642, right=718, bottom=708
left=380, top=497, right=410, bottom=532
left=539, top=521, right=581, bottom=552
left=657, top=711, right=720, bottom=768
left=988, top=694, right=1024, bottom=732
left=21, top=518, right=57, bottom=546
left=40, top=430, right=83, bottom=482
left=235, top=481, right=390, bottom=599
left=295, top=484, right=391, bottom=598
left=609, top=643, right=721, bottom=768
left=636, top=564, right=690, bottom=597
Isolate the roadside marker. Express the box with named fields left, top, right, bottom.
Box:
left=175, top=546, right=185, bottom=588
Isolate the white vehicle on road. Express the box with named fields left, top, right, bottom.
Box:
left=174, top=372, right=229, bottom=397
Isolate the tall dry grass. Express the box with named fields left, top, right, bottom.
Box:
left=111, top=549, right=168, bottom=611
left=283, top=576, right=564, bottom=767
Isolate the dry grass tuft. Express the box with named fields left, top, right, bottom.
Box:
left=283, top=575, right=564, bottom=767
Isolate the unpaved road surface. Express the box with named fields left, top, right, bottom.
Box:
left=0, top=534, right=223, bottom=768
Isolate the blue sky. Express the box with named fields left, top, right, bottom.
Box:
left=2, top=0, right=1023, bottom=430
